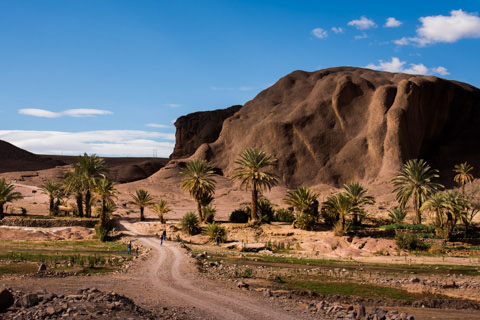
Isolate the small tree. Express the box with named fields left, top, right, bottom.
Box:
left=204, top=222, right=227, bottom=242
left=392, top=159, right=442, bottom=224
left=322, top=193, right=353, bottom=236
left=180, top=159, right=216, bottom=222
left=130, top=189, right=155, bottom=221
left=180, top=211, right=200, bottom=235
left=453, top=162, right=474, bottom=195
left=343, top=182, right=375, bottom=226
left=284, top=186, right=319, bottom=230
left=388, top=206, right=407, bottom=224
left=231, top=148, right=278, bottom=223
left=39, top=181, right=63, bottom=216
left=152, top=200, right=171, bottom=224
left=0, top=178, right=23, bottom=219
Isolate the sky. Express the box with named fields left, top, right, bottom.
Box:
left=0, top=0, right=479, bottom=157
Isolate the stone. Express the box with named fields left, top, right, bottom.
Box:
left=263, top=289, right=272, bottom=297
left=0, top=289, right=15, bottom=312
left=21, top=294, right=39, bottom=308
left=236, top=281, right=249, bottom=289
left=409, top=277, right=420, bottom=283
left=355, top=304, right=366, bottom=319
left=38, top=263, right=47, bottom=272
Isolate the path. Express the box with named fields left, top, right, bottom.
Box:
left=120, top=220, right=298, bottom=320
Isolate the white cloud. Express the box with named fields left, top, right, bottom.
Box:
left=348, top=16, right=376, bottom=30
left=431, top=66, right=450, bottom=75
left=312, top=28, right=328, bottom=39
left=331, top=27, right=344, bottom=34
left=18, top=108, right=61, bottom=118
left=385, top=17, right=402, bottom=27
left=394, top=9, right=480, bottom=46
left=0, top=130, right=175, bottom=157
left=146, top=123, right=171, bottom=129
left=354, top=33, right=368, bottom=40
left=164, top=104, right=182, bottom=108
left=366, top=57, right=449, bottom=76
left=18, top=108, right=113, bottom=118
left=239, top=86, right=254, bottom=91
left=62, top=109, right=113, bottom=117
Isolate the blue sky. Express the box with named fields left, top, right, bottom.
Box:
left=0, top=0, right=479, bottom=156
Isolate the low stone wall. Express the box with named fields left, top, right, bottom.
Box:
left=0, top=217, right=97, bottom=228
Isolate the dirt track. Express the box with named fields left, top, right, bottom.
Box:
left=122, top=220, right=298, bottom=320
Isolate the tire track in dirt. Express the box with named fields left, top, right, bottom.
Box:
left=122, top=221, right=297, bottom=320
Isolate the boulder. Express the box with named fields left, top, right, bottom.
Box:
left=21, top=294, right=39, bottom=308
left=0, top=289, right=14, bottom=312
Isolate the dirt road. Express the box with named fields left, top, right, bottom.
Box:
left=121, top=220, right=299, bottom=320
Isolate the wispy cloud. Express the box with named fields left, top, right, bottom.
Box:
left=0, top=130, right=175, bottom=157
left=385, top=17, right=402, bottom=28
left=394, top=9, right=480, bottom=46
left=146, top=123, right=171, bottom=129
left=18, top=108, right=113, bottom=118
left=348, top=16, right=376, bottom=30
left=366, top=57, right=449, bottom=76
left=312, top=27, right=328, bottom=39
left=354, top=33, right=368, bottom=40
left=163, top=104, right=182, bottom=108
left=331, top=27, right=344, bottom=34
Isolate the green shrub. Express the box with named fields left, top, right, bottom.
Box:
left=257, top=199, right=275, bottom=223
left=395, top=231, right=429, bottom=251
left=202, top=205, right=216, bottom=224
left=204, top=222, right=227, bottom=242
left=321, top=206, right=338, bottom=227
left=295, top=213, right=317, bottom=231
left=95, top=224, right=110, bottom=242
left=380, top=224, right=435, bottom=232
left=181, top=212, right=200, bottom=235
left=274, top=208, right=295, bottom=223
left=229, top=209, right=249, bottom=223
left=388, top=207, right=407, bottom=224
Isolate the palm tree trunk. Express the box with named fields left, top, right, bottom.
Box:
left=340, top=214, right=345, bottom=233
left=140, top=207, right=145, bottom=221
left=414, top=194, right=421, bottom=224
left=0, top=204, right=4, bottom=219
left=54, top=199, right=60, bottom=216
left=197, top=202, right=203, bottom=222
left=49, top=196, right=54, bottom=216
left=85, top=190, right=92, bottom=218
left=251, top=184, right=258, bottom=222
left=76, top=193, right=84, bottom=217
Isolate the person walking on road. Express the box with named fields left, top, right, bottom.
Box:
left=160, top=233, right=164, bottom=246
left=128, top=240, right=132, bottom=255
left=162, top=229, right=167, bottom=242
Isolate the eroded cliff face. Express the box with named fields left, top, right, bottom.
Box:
left=170, top=105, right=242, bottom=159
left=173, top=67, right=480, bottom=186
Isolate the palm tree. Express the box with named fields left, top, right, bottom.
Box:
left=453, top=162, right=474, bottom=195
left=94, top=177, right=117, bottom=227
left=322, top=193, right=353, bottom=234
left=420, top=192, right=446, bottom=228
left=75, top=153, right=108, bottom=217
left=130, top=189, right=155, bottom=221
left=151, top=200, right=171, bottom=224
left=180, top=159, right=216, bottom=221
left=64, top=171, right=86, bottom=217
left=39, top=181, right=63, bottom=216
left=0, top=178, right=23, bottom=219
left=231, top=148, right=278, bottom=222
left=343, top=182, right=375, bottom=226
left=392, top=159, right=442, bottom=224
left=284, top=186, right=318, bottom=215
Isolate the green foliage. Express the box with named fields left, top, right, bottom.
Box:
left=229, top=208, right=249, bottom=223
left=392, top=159, right=442, bottom=224
left=273, top=208, right=295, bottom=223
left=181, top=212, right=200, bottom=235
left=333, top=220, right=352, bottom=236
left=343, top=182, right=375, bottom=226
left=202, top=204, right=216, bottom=223
left=395, top=232, right=429, bottom=251
left=322, top=193, right=353, bottom=234
left=257, top=198, right=275, bottom=223
left=203, top=222, right=227, bottom=242
left=130, top=189, right=155, bottom=221
left=295, top=213, right=317, bottom=231
left=231, top=148, right=278, bottom=222
left=0, top=178, right=23, bottom=219
left=380, top=224, right=435, bottom=231
left=95, top=223, right=111, bottom=242
left=388, top=206, right=408, bottom=224
left=453, top=162, right=474, bottom=194
left=152, top=199, right=171, bottom=224
left=284, top=186, right=319, bottom=230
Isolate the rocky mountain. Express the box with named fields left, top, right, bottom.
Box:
left=172, top=67, right=480, bottom=187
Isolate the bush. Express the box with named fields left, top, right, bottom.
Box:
left=380, top=224, right=435, bottom=232
left=204, top=222, right=227, bottom=242
left=321, top=206, right=338, bottom=227
left=229, top=209, right=249, bottom=223
left=273, top=208, right=295, bottom=223
left=257, top=199, right=275, bottom=223
left=202, top=205, right=216, bottom=224
left=181, top=212, right=200, bottom=235
left=388, top=207, right=407, bottom=224
left=295, top=213, right=317, bottom=231
left=333, top=220, right=352, bottom=236
left=395, top=231, right=429, bottom=251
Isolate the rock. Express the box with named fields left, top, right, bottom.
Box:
left=409, top=277, right=420, bottom=283
left=406, top=316, right=415, bottom=320
left=173, top=67, right=480, bottom=187
left=38, top=263, right=47, bottom=272
left=443, top=280, right=457, bottom=288
left=355, top=304, right=366, bottom=319
left=45, top=306, right=56, bottom=316
left=236, top=281, right=249, bottom=289
left=240, top=243, right=266, bottom=252
left=263, top=289, right=272, bottom=297
left=0, top=289, right=15, bottom=312
left=376, top=308, right=387, bottom=320
left=21, top=294, right=39, bottom=308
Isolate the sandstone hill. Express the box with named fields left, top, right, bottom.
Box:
left=172, top=67, right=480, bottom=187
